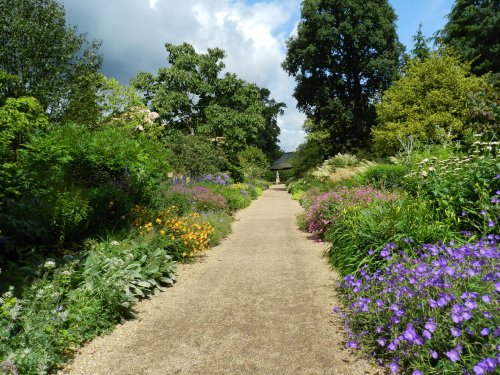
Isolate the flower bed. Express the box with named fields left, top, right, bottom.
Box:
left=304, top=187, right=399, bottom=238
left=336, top=236, right=500, bottom=374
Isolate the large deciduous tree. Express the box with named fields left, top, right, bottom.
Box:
left=439, top=0, right=500, bottom=85
left=283, top=0, right=403, bottom=154
left=0, top=0, right=102, bottom=119
left=132, top=43, right=284, bottom=160
left=132, top=43, right=226, bottom=135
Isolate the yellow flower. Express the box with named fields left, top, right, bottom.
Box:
left=160, top=230, right=165, bottom=236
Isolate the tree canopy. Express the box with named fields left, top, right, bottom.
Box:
left=283, top=0, right=403, bottom=155
left=0, top=0, right=102, bottom=119
left=440, top=0, right=500, bottom=85
left=411, top=23, right=431, bottom=61
left=372, top=53, right=489, bottom=155
left=132, top=43, right=284, bottom=160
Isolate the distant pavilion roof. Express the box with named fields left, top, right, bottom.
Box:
left=270, top=152, right=295, bottom=171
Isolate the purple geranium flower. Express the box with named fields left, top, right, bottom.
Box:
left=451, top=328, right=462, bottom=337
left=446, top=348, right=461, bottom=362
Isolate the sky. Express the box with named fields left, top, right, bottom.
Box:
left=61, top=0, right=454, bottom=152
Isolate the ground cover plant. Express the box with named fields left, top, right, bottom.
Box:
left=0, top=236, right=177, bottom=374
left=335, top=235, right=499, bottom=375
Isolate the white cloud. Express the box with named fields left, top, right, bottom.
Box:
left=62, top=0, right=306, bottom=151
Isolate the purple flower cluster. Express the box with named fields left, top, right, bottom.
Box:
left=198, top=173, right=230, bottom=186
left=170, top=185, right=228, bottom=211
left=336, top=235, right=500, bottom=374
left=304, top=187, right=399, bottom=237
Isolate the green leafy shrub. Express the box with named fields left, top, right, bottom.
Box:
left=163, top=132, right=228, bottom=178
left=372, top=53, right=489, bottom=155
left=237, top=146, right=270, bottom=179
left=403, top=144, right=500, bottom=234
left=0, top=236, right=177, bottom=373
left=357, top=164, right=409, bottom=190
left=0, top=123, right=170, bottom=248
left=0, top=95, right=48, bottom=203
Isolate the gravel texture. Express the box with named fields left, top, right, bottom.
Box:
left=61, top=185, right=380, bottom=375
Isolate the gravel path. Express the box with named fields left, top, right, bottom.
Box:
left=61, top=185, right=379, bottom=375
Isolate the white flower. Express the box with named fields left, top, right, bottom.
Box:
left=43, top=260, right=56, bottom=269
left=111, top=240, right=120, bottom=246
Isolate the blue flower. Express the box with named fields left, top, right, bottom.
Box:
left=446, top=348, right=460, bottom=362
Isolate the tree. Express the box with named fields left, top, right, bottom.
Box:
left=132, top=43, right=283, bottom=161
left=132, top=43, right=226, bottom=135
left=411, top=23, right=431, bottom=61
left=290, top=137, right=325, bottom=179
left=283, top=0, right=403, bottom=155
left=255, top=88, right=286, bottom=161
left=372, top=53, right=489, bottom=155
left=203, top=73, right=267, bottom=158
left=0, top=70, right=49, bottom=202
left=0, top=0, right=102, bottom=119
left=439, top=0, right=500, bottom=85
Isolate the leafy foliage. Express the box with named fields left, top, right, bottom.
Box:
left=0, top=237, right=176, bottom=373
left=289, top=137, right=325, bottom=179
left=237, top=146, right=270, bottom=180
left=439, top=0, right=500, bottom=85
left=0, top=95, right=49, bottom=202
left=410, top=22, right=431, bottom=61
left=164, top=132, right=228, bottom=178
left=132, top=43, right=282, bottom=161
left=403, top=143, right=500, bottom=234
left=0, top=0, right=102, bottom=119
left=0, top=123, right=170, bottom=248
left=325, top=198, right=459, bottom=275
left=357, top=164, right=409, bottom=190
left=372, top=53, right=489, bottom=155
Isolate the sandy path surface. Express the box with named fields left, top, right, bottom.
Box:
left=61, top=185, right=379, bottom=375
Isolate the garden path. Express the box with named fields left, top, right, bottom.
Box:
left=61, top=185, right=378, bottom=375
